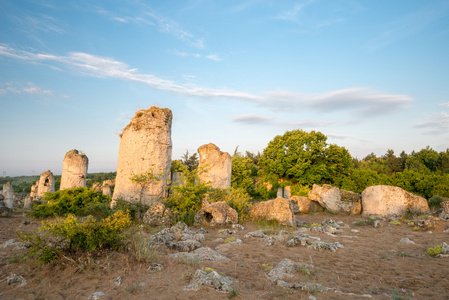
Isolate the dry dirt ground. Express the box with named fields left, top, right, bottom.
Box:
left=1, top=211, right=448, bottom=300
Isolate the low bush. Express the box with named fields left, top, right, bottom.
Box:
left=427, top=244, right=443, bottom=256
left=429, top=195, right=446, bottom=208
left=30, top=187, right=112, bottom=218
left=19, top=210, right=131, bottom=263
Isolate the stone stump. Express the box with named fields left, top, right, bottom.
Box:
left=60, top=149, right=88, bottom=190
left=37, top=170, right=55, bottom=198
left=3, top=182, right=14, bottom=209
left=112, top=107, right=172, bottom=206
left=92, top=183, right=102, bottom=192
left=290, top=196, right=324, bottom=214
left=197, top=143, right=231, bottom=189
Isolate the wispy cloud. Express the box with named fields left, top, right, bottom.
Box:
left=414, top=112, right=449, bottom=135
left=0, top=45, right=413, bottom=117
left=0, top=82, right=54, bottom=96
left=327, top=133, right=370, bottom=143
left=277, top=0, right=316, bottom=23
left=99, top=8, right=204, bottom=49
left=168, top=49, right=201, bottom=58
left=17, top=14, right=65, bottom=34
left=232, top=114, right=274, bottom=124
left=261, top=88, right=412, bottom=116
left=206, top=54, right=223, bottom=62
left=440, top=101, right=449, bottom=108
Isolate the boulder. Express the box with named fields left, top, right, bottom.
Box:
left=308, top=184, right=361, bottom=215
left=361, top=185, right=429, bottom=216
left=439, top=201, right=449, bottom=219
left=142, top=202, right=173, bottom=226
left=194, top=201, right=238, bottom=226
left=60, top=149, right=89, bottom=190
left=248, top=197, right=295, bottom=226
left=197, top=143, right=232, bottom=189
left=0, top=203, right=13, bottom=217
left=112, top=107, right=172, bottom=206
left=290, top=196, right=324, bottom=214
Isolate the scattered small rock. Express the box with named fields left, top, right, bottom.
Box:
left=183, top=268, right=235, bottom=292
left=244, top=230, right=267, bottom=239
left=148, top=263, right=164, bottom=271
left=88, top=292, right=105, bottom=299
left=308, top=241, right=344, bottom=252
left=373, top=220, right=382, bottom=228
left=7, top=274, right=27, bottom=287
left=113, top=276, right=122, bottom=286
left=399, top=237, right=415, bottom=245
left=266, top=258, right=314, bottom=282
left=170, top=247, right=228, bottom=262
left=231, top=224, right=245, bottom=231
left=218, top=229, right=236, bottom=236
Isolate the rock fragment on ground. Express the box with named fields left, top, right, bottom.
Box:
left=170, top=247, right=228, bottom=262
left=183, top=268, right=235, bottom=292
left=88, top=291, right=105, bottom=299
left=7, top=274, right=27, bottom=287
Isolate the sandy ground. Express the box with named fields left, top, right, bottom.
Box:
left=1, top=211, right=448, bottom=300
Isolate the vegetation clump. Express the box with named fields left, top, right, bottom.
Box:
left=427, top=244, right=444, bottom=256
left=30, top=187, right=112, bottom=219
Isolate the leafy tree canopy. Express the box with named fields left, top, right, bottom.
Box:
left=258, top=129, right=352, bottom=187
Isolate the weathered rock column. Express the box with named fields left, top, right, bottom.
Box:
left=30, top=180, right=39, bottom=200
left=112, top=107, right=172, bottom=206
left=37, top=170, right=55, bottom=198
left=3, top=182, right=14, bottom=209
left=60, top=150, right=89, bottom=190
left=197, top=143, right=231, bottom=189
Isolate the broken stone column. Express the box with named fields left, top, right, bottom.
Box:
left=92, top=183, right=102, bottom=192
left=37, top=170, right=55, bottom=198
left=24, top=197, right=32, bottom=209
left=60, top=150, right=89, bottom=190
left=30, top=180, right=39, bottom=200
left=112, top=107, right=173, bottom=206
left=197, top=143, right=231, bottom=189
left=3, top=182, right=14, bottom=209
left=102, top=180, right=113, bottom=197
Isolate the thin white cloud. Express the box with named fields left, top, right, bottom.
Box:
left=232, top=114, right=274, bottom=124
left=440, top=101, right=449, bottom=108
left=414, top=112, right=449, bottom=135
left=168, top=49, right=201, bottom=58
left=327, top=133, right=370, bottom=143
left=261, top=88, right=412, bottom=116
left=17, top=14, right=65, bottom=34
left=206, top=54, right=223, bottom=62
left=0, top=82, right=54, bottom=96
left=277, top=0, right=316, bottom=23
left=0, top=45, right=413, bottom=117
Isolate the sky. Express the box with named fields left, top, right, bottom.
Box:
left=1, top=0, right=449, bottom=177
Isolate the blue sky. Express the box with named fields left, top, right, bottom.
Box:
left=1, top=0, right=449, bottom=176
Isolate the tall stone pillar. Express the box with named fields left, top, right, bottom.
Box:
left=197, top=143, right=232, bottom=189
left=60, top=149, right=89, bottom=190
left=112, top=107, right=172, bottom=206
left=3, top=182, right=14, bottom=209
left=37, top=170, right=55, bottom=198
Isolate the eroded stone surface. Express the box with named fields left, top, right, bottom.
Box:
left=60, top=149, right=88, bottom=190
left=309, top=184, right=361, bottom=215
left=362, top=185, right=429, bottom=216
left=170, top=247, right=228, bottom=262
left=37, top=170, right=55, bottom=198
left=290, top=196, right=324, bottom=214
left=197, top=143, right=231, bottom=189
left=112, top=107, right=172, bottom=205
left=183, top=269, right=234, bottom=292
left=248, top=197, right=295, bottom=226
left=3, top=182, right=14, bottom=209
left=194, top=201, right=238, bottom=226
left=143, top=202, right=173, bottom=226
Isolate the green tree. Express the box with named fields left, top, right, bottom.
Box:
left=231, top=154, right=255, bottom=195
left=258, top=129, right=353, bottom=187
left=181, top=150, right=199, bottom=171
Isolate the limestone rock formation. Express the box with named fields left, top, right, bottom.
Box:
left=37, top=170, right=55, bottom=198
left=112, top=107, right=172, bottom=206
left=308, top=184, right=361, bottom=215
left=290, top=196, right=324, bottom=214
left=30, top=181, right=39, bottom=200
left=248, top=197, right=295, bottom=226
left=194, top=201, right=238, bottom=226
left=3, top=182, right=14, bottom=209
left=197, top=143, right=231, bottom=189
left=143, top=202, right=173, bottom=226
left=92, top=183, right=102, bottom=192
left=361, top=185, right=429, bottom=216
left=439, top=201, right=449, bottom=219
left=60, top=149, right=88, bottom=190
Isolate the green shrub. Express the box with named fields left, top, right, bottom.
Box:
left=31, top=187, right=112, bottom=218
left=427, top=244, right=443, bottom=256
left=19, top=210, right=132, bottom=263
left=209, top=187, right=253, bottom=222
left=429, top=195, right=446, bottom=208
